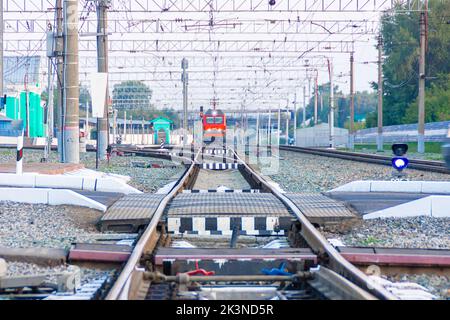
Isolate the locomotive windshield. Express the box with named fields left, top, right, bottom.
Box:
left=214, top=117, right=223, bottom=124
left=206, top=117, right=215, bottom=124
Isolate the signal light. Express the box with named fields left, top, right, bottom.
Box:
left=392, top=157, right=409, bottom=171
left=392, top=143, right=408, bottom=156
left=391, top=143, right=409, bottom=179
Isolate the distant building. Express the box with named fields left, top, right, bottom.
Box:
left=150, top=117, right=173, bottom=144
left=3, top=56, right=44, bottom=138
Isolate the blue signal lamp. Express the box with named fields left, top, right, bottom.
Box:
left=392, top=156, right=409, bottom=171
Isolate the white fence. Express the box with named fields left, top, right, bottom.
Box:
left=295, top=123, right=349, bottom=148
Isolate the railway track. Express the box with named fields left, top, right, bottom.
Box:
left=279, top=145, right=450, bottom=174
left=104, top=145, right=396, bottom=300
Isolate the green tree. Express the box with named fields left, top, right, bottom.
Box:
left=298, top=83, right=377, bottom=128
left=112, top=80, right=152, bottom=112
left=376, top=0, right=450, bottom=126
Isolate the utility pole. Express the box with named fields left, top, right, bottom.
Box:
left=277, top=107, right=281, bottom=145
left=285, top=99, right=289, bottom=146
left=314, top=71, right=318, bottom=125
left=377, top=34, right=384, bottom=152
left=328, top=59, right=335, bottom=149
left=181, top=58, right=188, bottom=145
left=97, top=0, right=109, bottom=159
left=85, top=101, right=90, bottom=140
left=307, top=76, right=311, bottom=124
left=293, top=92, right=297, bottom=143
left=123, top=110, right=127, bottom=140
left=268, top=108, right=272, bottom=146
left=56, top=0, right=64, bottom=162
left=256, top=110, right=260, bottom=146
left=62, top=0, right=79, bottom=163
left=349, top=51, right=355, bottom=150
left=418, top=11, right=426, bottom=154
left=44, top=25, right=55, bottom=162
left=302, top=85, right=306, bottom=126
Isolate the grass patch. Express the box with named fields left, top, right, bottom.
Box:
left=354, top=142, right=444, bottom=154
left=360, top=236, right=381, bottom=246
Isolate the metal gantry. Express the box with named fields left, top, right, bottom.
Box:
left=1, top=0, right=431, bottom=153
left=1, top=0, right=429, bottom=12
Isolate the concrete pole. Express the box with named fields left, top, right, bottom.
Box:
left=277, top=107, right=281, bottom=145
left=320, top=91, right=323, bottom=112
left=293, top=92, right=297, bottom=143
left=55, top=0, right=64, bottom=161
left=45, top=55, right=54, bottom=160
left=181, top=58, right=188, bottom=145
left=268, top=108, right=272, bottom=146
left=97, top=0, right=109, bottom=159
left=329, top=59, right=335, bottom=149
left=418, top=12, right=426, bottom=154
left=256, top=111, right=260, bottom=146
left=285, top=108, right=289, bottom=146
left=314, top=72, right=318, bottom=125
left=302, top=85, right=306, bottom=126
left=112, top=109, right=117, bottom=143
left=141, top=117, right=144, bottom=145
left=349, top=52, right=355, bottom=150
left=62, top=0, right=79, bottom=163
left=85, top=101, right=89, bottom=140
left=130, top=115, right=133, bottom=145
left=377, top=34, right=384, bottom=152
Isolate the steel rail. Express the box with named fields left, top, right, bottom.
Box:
left=280, top=145, right=450, bottom=174
left=233, top=149, right=397, bottom=300
left=105, top=149, right=201, bottom=300
left=106, top=144, right=393, bottom=300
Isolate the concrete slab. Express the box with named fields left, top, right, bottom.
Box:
left=0, top=187, right=48, bottom=204
left=421, top=182, right=450, bottom=194
left=431, top=196, right=450, bottom=217
left=95, top=178, right=142, bottom=194
left=332, top=181, right=450, bottom=195
left=35, top=175, right=84, bottom=190
left=327, top=192, right=429, bottom=216
left=0, top=258, right=6, bottom=277
left=363, top=196, right=450, bottom=219
left=370, top=181, right=422, bottom=193
left=330, top=181, right=371, bottom=193
left=0, top=173, right=36, bottom=187
left=82, top=177, right=97, bottom=191
left=48, top=190, right=107, bottom=212
left=363, top=197, right=432, bottom=219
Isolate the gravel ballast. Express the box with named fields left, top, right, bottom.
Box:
left=262, top=150, right=450, bottom=193
left=384, top=274, right=449, bottom=300
left=0, top=202, right=103, bottom=249
left=0, top=149, right=186, bottom=193
left=322, top=216, right=450, bottom=249
left=5, top=261, right=114, bottom=287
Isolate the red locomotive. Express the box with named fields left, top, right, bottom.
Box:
left=201, top=107, right=226, bottom=139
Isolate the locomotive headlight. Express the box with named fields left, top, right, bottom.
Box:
left=392, top=157, right=409, bottom=171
